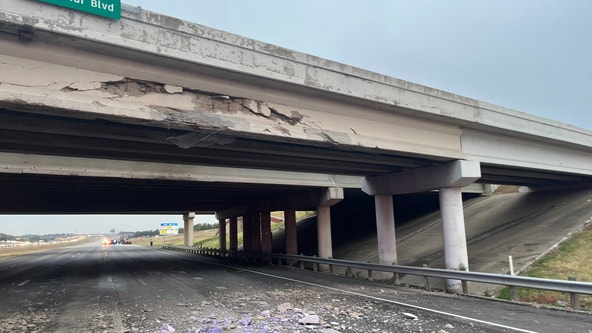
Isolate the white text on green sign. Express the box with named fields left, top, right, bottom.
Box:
left=39, top=0, right=121, bottom=20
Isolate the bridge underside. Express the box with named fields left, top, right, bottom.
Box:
left=0, top=106, right=589, bottom=214
left=1, top=0, right=591, bottom=217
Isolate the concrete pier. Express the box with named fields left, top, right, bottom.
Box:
left=317, top=205, right=333, bottom=260
left=229, top=216, right=238, bottom=253
left=439, top=186, right=469, bottom=291
left=218, top=218, right=227, bottom=252
left=375, top=194, right=397, bottom=279
left=284, top=210, right=297, bottom=255
left=363, top=160, right=481, bottom=287
left=261, top=212, right=272, bottom=255
left=183, top=212, right=195, bottom=247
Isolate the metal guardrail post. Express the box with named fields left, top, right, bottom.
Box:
left=422, top=264, right=431, bottom=291
left=345, top=267, right=352, bottom=277
left=510, top=286, right=518, bottom=301
left=568, top=276, right=580, bottom=310
left=462, top=280, right=469, bottom=294
left=279, top=253, right=284, bottom=266
left=424, top=275, right=431, bottom=291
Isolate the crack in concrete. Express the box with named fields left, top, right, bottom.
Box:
left=268, top=105, right=303, bottom=126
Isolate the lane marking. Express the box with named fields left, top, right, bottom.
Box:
left=106, top=274, right=126, bottom=332
left=190, top=257, right=539, bottom=333
left=17, top=280, right=30, bottom=287
left=138, top=278, right=148, bottom=286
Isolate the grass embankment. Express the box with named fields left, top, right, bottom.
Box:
left=0, top=236, right=99, bottom=259
left=498, top=223, right=592, bottom=310
left=134, top=228, right=221, bottom=248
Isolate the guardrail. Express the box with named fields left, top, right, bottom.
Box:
left=162, top=245, right=592, bottom=310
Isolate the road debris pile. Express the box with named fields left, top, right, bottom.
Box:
left=122, top=287, right=470, bottom=333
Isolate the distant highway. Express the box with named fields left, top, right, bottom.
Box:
left=0, top=240, right=590, bottom=332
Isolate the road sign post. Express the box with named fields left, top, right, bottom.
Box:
left=160, top=222, right=178, bottom=246
left=160, top=222, right=179, bottom=236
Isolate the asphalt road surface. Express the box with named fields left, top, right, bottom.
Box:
left=0, top=240, right=590, bottom=333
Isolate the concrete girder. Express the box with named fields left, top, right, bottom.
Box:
left=362, top=160, right=481, bottom=196
left=215, top=187, right=344, bottom=220
left=0, top=53, right=465, bottom=161
left=3, top=0, right=592, bottom=154
left=463, top=129, right=592, bottom=178
left=0, top=152, right=360, bottom=189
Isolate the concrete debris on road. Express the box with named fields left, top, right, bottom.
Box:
left=298, top=313, right=321, bottom=325
left=403, top=312, right=418, bottom=320
left=160, top=323, right=175, bottom=332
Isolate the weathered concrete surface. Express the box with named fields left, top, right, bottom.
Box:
left=2, top=0, right=590, bottom=150
left=0, top=54, right=464, bottom=159
left=2, top=0, right=592, bottom=180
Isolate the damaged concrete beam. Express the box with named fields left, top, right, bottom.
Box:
left=0, top=54, right=466, bottom=159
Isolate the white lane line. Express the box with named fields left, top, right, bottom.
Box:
left=138, top=278, right=148, bottom=286
left=17, top=280, right=30, bottom=287
left=105, top=275, right=125, bottom=331
left=111, top=306, right=125, bottom=332
left=201, top=259, right=540, bottom=333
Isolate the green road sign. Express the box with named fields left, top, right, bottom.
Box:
left=40, top=0, right=121, bottom=20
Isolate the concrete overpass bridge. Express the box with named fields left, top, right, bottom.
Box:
left=2, top=0, right=592, bottom=290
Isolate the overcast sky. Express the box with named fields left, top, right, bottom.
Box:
left=2, top=1, right=591, bottom=236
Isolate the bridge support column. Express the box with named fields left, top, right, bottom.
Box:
left=316, top=187, right=344, bottom=271
left=317, top=205, right=333, bottom=260
left=251, top=212, right=262, bottom=257
left=242, top=215, right=252, bottom=255
left=261, top=212, right=272, bottom=260
left=284, top=209, right=297, bottom=256
left=218, top=218, right=227, bottom=252
left=229, top=216, right=238, bottom=254
left=439, top=186, right=469, bottom=292
left=375, top=194, right=397, bottom=279
left=363, top=160, right=481, bottom=290
left=183, top=212, right=195, bottom=247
